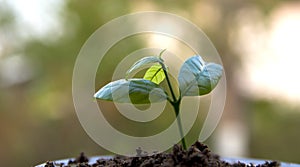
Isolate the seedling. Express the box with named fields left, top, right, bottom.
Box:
left=94, top=50, right=223, bottom=149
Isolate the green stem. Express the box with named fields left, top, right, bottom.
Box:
left=172, top=100, right=187, bottom=150
left=160, top=60, right=187, bottom=150
left=160, top=63, right=177, bottom=102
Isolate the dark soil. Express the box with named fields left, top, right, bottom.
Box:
left=43, top=141, right=280, bottom=167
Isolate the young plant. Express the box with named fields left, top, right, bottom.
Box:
left=94, top=50, right=223, bottom=149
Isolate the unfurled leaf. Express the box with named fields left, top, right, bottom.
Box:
left=178, top=55, right=223, bottom=97
left=143, top=64, right=165, bottom=84
left=94, top=79, right=167, bottom=104
left=126, top=56, right=163, bottom=79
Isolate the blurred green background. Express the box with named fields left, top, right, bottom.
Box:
left=1, top=0, right=300, bottom=166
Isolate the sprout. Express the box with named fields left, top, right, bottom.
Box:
left=94, top=50, right=223, bottom=149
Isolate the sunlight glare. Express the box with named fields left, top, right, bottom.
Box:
left=237, top=3, right=300, bottom=103
left=7, top=0, right=64, bottom=38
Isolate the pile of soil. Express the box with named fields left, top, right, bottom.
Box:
left=43, top=141, right=280, bottom=167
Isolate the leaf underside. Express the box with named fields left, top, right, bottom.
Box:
left=178, top=55, right=223, bottom=97
left=126, top=56, right=163, bottom=79
left=94, top=79, right=167, bottom=104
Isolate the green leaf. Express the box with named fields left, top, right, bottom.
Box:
left=178, top=55, right=223, bottom=97
left=126, top=56, right=163, bottom=79
left=143, top=64, right=165, bottom=84
left=94, top=79, right=167, bottom=104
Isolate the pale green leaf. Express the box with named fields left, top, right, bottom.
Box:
left=178, top=55, right=223, bottom=97
left=143, top=64, right=165, bottom=84
left=94, top=79, right=167, bottom=104
left=126, top=56, right=163, bottom=79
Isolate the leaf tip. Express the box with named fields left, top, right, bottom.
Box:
left=92, top=96, right=97, bottom=102
left=93, top=92, right=98, bottom=99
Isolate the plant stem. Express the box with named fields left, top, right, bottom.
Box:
left=160, top=63, right=177, bottom=102
left=172, top=99, right=187, bottom=150
left=160, top=61, right=187, bottom=150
